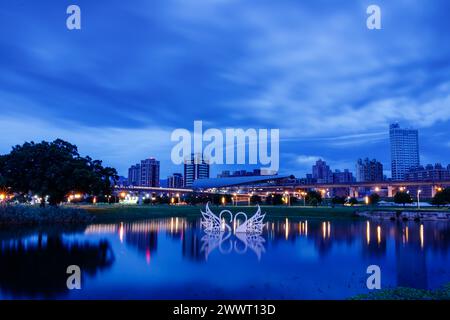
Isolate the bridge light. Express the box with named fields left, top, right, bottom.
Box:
left=120, top=192, right=126, bottom=198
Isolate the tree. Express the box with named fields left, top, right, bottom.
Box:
left=265, top=193, right=284, bottom=205
left=347, top=197, right=358, bottom=206
left=250, top=195, right=262, bottom=205
left=331, top=196, right=346, bottom=206
left=306, top=191, right=322, bottom=206
left=0, top=139, right=118, bottom=206
left=369, top=193, right=380, bottom=206
left=432, top=188, right=450, bottom=207
left=394, top=191, right=413, bottom=206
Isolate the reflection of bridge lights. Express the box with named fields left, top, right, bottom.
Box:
left=366, top=221, right=370, bottom=245
left=377, top=225, right=381, bottom=245
left=285, top=218, right=289, bottom=240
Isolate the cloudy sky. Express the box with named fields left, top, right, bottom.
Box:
left=1, top=0, right=449, bottom=178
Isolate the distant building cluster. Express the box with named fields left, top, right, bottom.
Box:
left=355, top=158, right=383, bottom=182
left=405, top=163, right=450, bottom=182
left=296, top=123, right=431, bottom=185
left=123, top=153, right=211, bottom=189
left=127, top=158, right=160, bottom=187
left=116, top=123, right=448, bottom=194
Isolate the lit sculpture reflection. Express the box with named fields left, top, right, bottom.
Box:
left=201, top=231, right=266, bottom=260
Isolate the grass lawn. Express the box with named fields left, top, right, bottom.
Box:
left=84, top=204, right=363, bottom=223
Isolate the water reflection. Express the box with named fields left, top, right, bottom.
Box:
left=0, top=217, right=449, bottom=299
left=201, top=231, right=266, bottom=260
left=0, top=229, right=114, bottom=299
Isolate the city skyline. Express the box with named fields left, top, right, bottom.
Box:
left=1, top=1, right=449, bottom=178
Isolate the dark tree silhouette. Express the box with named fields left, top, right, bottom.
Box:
left=0, top=139, right=118, bottom=206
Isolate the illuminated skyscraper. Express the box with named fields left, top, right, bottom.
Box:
left=390, top=123, right=420, bottom=180
left=184, top=154, right=209, bottom=187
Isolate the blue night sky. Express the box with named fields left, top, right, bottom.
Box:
left=0, top=0, right=449, bottom=178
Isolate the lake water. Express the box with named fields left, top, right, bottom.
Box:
left=1, top=214, right=449, bottom=299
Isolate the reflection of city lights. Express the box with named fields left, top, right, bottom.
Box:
left=322, top=222, right=326, bottom=239
left=405, top=226, right=409, bottom=243
left=420, top=224, right=424, bottom=249
left=146, top=248, right=151, bottom=264
left=285, top=218, right=289, bottom=240
left=175, top=217, right=179, bottom=232
left=119, top=222, right=124, bottom=243
left=377, top=225, right=381, bottom=245
left=366, top=221, right=371, bottom=245
left=305, top=220, right=308, bottom=236
left=327, top=221, right=331, bottom=238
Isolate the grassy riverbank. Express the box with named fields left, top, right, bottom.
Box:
left=3, top=204, right=448, bottom=225
left=84, top=204, right=362, bottom=223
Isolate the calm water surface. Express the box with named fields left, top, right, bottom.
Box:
left=1, top=213, right=449, bottom=299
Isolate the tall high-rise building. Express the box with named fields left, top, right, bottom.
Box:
left=184, top=153, right=210, bottom=187
left=128, top=164, right=141, bottom=186
left=140, top=158, right=160, bottom=187
left=390, top=123, right=420, bottom=180
left=312, top=159, right=333, bottom=183
left=355, top=158, right=384, bottom=182
left=168, top=173, right=184, bottom=188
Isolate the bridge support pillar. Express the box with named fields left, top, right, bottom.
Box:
left=388, top=186, right=394, bottom=198
left=432, top=186, right=437, bottom=198
left=350, top=187, right=358, bottom=198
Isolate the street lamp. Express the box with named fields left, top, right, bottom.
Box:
left=300, top=191, right=307, bottom=206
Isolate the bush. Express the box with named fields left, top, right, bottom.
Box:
left=369, top=193, right=380, bottom=205
left=394, top=192, right=413, bottom=206
left=250, top=195, right=262, bottom=205
left=432, top=188, right=450, bottom=206
left=331, top=196, right=346, bottom=205
left=347, top=197, right=358, bottom=206
left=306, top=191, right=322, bottom=205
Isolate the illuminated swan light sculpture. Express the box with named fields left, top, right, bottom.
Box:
left=201, top=202, right=266, bottom=234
